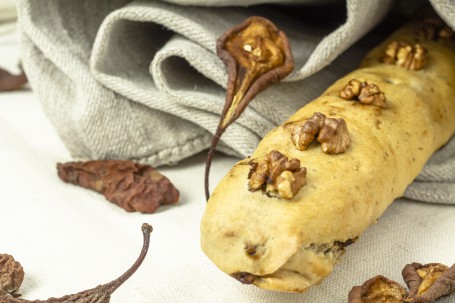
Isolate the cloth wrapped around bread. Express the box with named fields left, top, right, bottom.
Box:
left=200, top=17, right=455, bottom=293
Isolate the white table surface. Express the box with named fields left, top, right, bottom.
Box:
left=1, top=23, right=454, bottom=303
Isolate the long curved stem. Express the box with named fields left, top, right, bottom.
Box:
left=105, top=223, right=153, bottom=293
left=205, top=127, right=225, bottom=201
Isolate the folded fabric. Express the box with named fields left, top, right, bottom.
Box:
left=15, top=0, right=455, bottom=204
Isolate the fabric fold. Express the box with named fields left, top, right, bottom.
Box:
left=15, top=0, right=455, bottom=204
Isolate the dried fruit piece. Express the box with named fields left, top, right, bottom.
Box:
left=292, top=112, right=351, bottom=154
left=0, top=67, right=27, bottom=92
left=231, top=272, right=257, bottom=284
left=57, top=160, right=179, bottom=213
left=382, top=41, right=428, bottom=70
left=339, top=79, right=386, bottom=108
left=402, top=262, right=455, bottom=303
left=248, top=150, right=306, bottom=199
left=0, top=255, right=24, bottom=297
left=348, top=275, right=408, bottom=303
left=0, top=224, right=152, bottom=303
left=348, top=262, right=455, bottom=303
left=204, top=16, right=294, bottom=200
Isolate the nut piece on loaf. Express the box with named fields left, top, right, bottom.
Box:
left=201, top=16, right=455, bottom=293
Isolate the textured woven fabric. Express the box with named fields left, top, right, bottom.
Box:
left=15, top=0, right=455, bottom=204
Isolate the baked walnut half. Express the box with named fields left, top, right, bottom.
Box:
left=419, top=18, right=455, bottom=43
left=292, top=112, right=351, bottom=155
left=383, top=41, right=428, bottom=70
left=248, top=150, right=306, bottom=199
left=339, top=79, right=386, bottom=108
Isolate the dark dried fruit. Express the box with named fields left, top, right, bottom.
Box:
left=0, top=255, right=24, bottom=297
left=0, top=67, right=27, bottom=92
left=402, top=262, right=455, bottom=303
left=231, top=272, right=257, bottom=285
left=348, top=262, right=455, bottom=303
left=204, top=16, right=294, bottom=200
left=348, top=275, right=408, bottom=303
left=57, top=160, right=179, bottom=213
left=0, top=223, right=152, bottom=303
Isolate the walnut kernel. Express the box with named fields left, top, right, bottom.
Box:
left=420, top=18, right=455, bottom=42
left=358, top=83, right=386, bottom=107
left=291, top=112, right=325, bottom=151
left=338, top=79, right=364, bottom=100
left=339, top=79, right=386, bottom=108
left=317, top=117, right=351, bottom=154
left=275, top=170, right=307, bottom=199
left=292, top=112, right=351, bottom=154
left=248, top=150, right=306, bottom=199
left=383, top=41, right=428, bottom=71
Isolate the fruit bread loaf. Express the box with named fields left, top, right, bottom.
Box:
left=200, top=16, right=455, bottom=292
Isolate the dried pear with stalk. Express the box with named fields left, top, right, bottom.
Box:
left=0, top=224, right=152, bottom=303
left=204, top=16, right=294, bottom=199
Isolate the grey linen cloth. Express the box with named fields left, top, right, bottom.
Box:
left=15, top=0, right=455, bottom=204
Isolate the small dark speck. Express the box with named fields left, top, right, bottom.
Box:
left=231, top=272, right=256, bottom=284
left=245, top=244, right=257, bottom=256
left=225, top=231, right=235, bottom=238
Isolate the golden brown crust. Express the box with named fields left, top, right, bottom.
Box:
left=201, top=20, right=455, bottom=292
